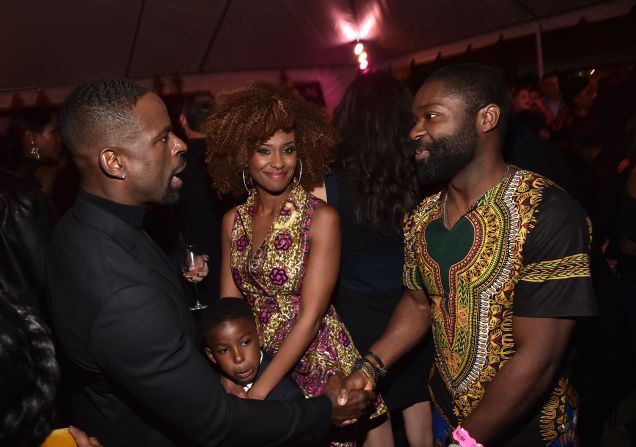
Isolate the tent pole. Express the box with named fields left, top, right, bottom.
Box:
left=535, top=24, right=544, bottom=80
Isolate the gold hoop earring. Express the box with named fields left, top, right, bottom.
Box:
left=292, top=159, right=303, bottom=187
left=29, top=136, right=41, bottom=161
left=242, top=170, right=253, bottom=195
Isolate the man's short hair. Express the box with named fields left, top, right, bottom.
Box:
left=0, top=292, right=59, bottom=447
left=181, top=91, right=214, bottom=132
left=199, top=298, right=255, bottom=337
left=425, top=63, right=511, bottom=135
left=59, top=79, right=150, bottom=156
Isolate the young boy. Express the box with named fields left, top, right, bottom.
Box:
left=200, top=298, right=305, bottom=401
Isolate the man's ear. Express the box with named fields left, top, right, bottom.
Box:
left=478, top=104, right=501, bottom=134
left=204, top=346, right=217, bottom=364
left=99, top=148, right=126, bottom=179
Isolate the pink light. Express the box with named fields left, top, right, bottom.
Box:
left=354, top=42, right=364, bottom=55
left=359, top=59, right=369, bottom=70
left=358, top=51, right=367, bottom=62
left=359, top=16, right=376, bottom=39
left=340, top=23, right=358, bottom=42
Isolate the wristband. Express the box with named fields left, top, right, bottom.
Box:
left=451, top=425, right=483, bottom=447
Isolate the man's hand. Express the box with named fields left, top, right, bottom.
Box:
left=68, top=425, right=103, bottom=447
left=183, top=254, right=209, bottom=283
left=345, top=369, right=374, bottom=391
left=321, top=374, right=375, bottom=426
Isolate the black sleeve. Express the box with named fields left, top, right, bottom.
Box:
left=92, top=285, right=331, bottom=446
left=515, top=187, right=598, bottom=318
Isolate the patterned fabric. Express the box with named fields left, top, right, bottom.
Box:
left=403, top=169, right=595, bottom=445
left=231, top=185, right=386, bottom=418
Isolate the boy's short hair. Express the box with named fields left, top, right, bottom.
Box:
left=199, top=298, right=255, bottom=337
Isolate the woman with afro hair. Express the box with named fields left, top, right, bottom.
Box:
left=204, top=81, right=390, bottom=446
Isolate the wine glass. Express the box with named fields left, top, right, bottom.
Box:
left=179, top=242, right=208, bottom=311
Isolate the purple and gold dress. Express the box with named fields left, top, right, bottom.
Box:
left=230, top=185, right=386, bottom=416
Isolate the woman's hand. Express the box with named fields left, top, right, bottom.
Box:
left=183, top=254, right=209, bottom=283
left=220, top=375, right=248, bottom=398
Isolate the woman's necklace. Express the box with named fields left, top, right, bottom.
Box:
left=442, top=163, right=511, bottom=229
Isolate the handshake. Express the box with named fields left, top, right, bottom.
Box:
left=320, top=368, right=377, bottom=426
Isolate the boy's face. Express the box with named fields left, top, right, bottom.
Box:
left=204, top=317, right=260, bottom=385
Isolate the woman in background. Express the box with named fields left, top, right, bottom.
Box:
left=328, top=72, right=434, bottom=447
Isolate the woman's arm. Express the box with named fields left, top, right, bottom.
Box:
left=219, top=207, right=243, bottom=298
left=248, top=204, right=341, bottom=400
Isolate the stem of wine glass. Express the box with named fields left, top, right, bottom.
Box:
left=193, top=283, right=200, bottom=303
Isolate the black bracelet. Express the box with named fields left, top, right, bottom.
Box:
left=365, top=351, right=388, bottom=377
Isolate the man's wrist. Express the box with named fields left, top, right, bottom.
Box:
left=364, top=351, right=388, bottom=377
left=352, top=358, right=378, bottom=388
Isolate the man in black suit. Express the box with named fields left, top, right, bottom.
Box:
left=46, top=79, right=372, bottom=446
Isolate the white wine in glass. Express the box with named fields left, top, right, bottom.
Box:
left=179, top=243, right=208, bottom=311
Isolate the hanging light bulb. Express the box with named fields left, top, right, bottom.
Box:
left=358, top=51, right=367, bottom=63
left=359, top=59, right=369, bottom=70
left=354, top=42, right=364, bottom=55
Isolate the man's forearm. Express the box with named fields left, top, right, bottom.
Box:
left=367, top=290, right=431, bottom=368
left=460, top=351, right=560, bottom=443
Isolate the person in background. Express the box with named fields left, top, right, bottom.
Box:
left=200, top=297, right=305, bottom=401
left=205, top=81, right=389, bottom=446
left=177, top=91, right=225, bottom=304
left=0, top=291, right=101, bottom=447
left=541, top=71, right=565, bottom=121
left=2, top=107, right=79, bottom=215
left=509, top=83, right=554, bottom=133
left=554, top=75, right=597, bottom=136
left=328, top=71, right=434, bottom=447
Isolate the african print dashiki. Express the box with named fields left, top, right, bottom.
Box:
left=230, top=185, right=386, bottom=423
left=402, top=168, right=597, bottom=446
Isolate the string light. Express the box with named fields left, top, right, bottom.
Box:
left=353, top=42, right=369, bottom=72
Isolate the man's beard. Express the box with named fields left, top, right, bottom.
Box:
left=413, top=118, right=478, bottom=186
left=160, top=175, right=181, bottom=206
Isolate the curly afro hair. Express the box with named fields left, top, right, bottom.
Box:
left=203, top=81, right=338, bottom=198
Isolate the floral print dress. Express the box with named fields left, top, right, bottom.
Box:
left=230, top=185, right=386, bottom=418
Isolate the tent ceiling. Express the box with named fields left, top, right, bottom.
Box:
left=0, top=0, right=633, bottom=91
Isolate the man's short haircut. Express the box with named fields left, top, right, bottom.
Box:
left=59, top=79, right=150, bottom=156
left=425, top=63, right=511, bottom=135
left=0, top=292, right=59, bottom=447
left=182, top=91, right=214, bottom=132
left=199, top=297, right=255, bottom=337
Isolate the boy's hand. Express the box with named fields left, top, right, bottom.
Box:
left=220, top=375, right=248, bottom=398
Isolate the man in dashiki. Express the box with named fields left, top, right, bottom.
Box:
left=346, top=63, right=597, bottom=447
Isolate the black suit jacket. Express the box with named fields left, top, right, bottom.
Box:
left=258, top=352, right=306, bottom=402
left=46, top=194, right=331, bottom=446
